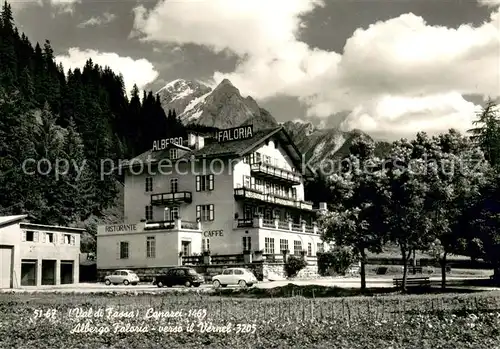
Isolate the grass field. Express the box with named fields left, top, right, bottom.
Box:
left=1, top=287, right=500, bottom=348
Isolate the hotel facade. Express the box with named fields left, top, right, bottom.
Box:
left=97, top=126, right=328, bottom=271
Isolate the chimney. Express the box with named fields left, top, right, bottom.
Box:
left=195, top=135, right=204, bottom=150
left=319, top=202, right=328, bottom=211
left=188, top=133, right=197, bottom=148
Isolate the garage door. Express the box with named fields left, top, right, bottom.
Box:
left=0, top=247, right=13, bottom=288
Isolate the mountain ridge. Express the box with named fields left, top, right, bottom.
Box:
left=156, top=78, right=390, bottom=167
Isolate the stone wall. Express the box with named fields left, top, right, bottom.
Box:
left=295, top=265, right=319, bottom=279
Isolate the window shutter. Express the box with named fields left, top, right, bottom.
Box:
left=60, top=233, right=64, bottom=244
left=145, top=178, right=148, bottom=192
left=208, top=175, right=214, bottom=191
left=42, top=232, right=46, bottom=243
left=117, top=242, right=120, bottom=259
left=54, top=233, right=57, bottom=244
left=71, top=235, right=75, bottom=246
left=196, top=176, right=200, bottom=191
left=22, top=231, right=26, bottom=242
left=34, top=232, right=39, bottom=242
left=196, top=205, right=201, bottom=219
left=209, top=205, right=214, bottom=221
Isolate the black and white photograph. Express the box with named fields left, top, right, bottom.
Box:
left=0, top=0, right=499, bottom=347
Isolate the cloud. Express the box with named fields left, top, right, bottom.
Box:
left=9, top=0, right=79, bottom=13
left=77, top=12, right=116, bottom=28
left=477, top=0, right=500, bottom=7
left=131, top=0, right=500, bottom=138
left=55, top=48, right=159, bottom=94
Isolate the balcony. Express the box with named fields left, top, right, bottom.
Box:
left=234, top=187, right=314, bottom=211
left=144, top=219, right=201, bottom=231
left=235, top=217, right=319, bottom=234
left=250, top=163, right=301, bottom=185
left=150, top=191, right=192, bottom=205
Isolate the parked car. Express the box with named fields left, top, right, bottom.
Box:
left=104, top=270, right=140, bottom=286
left=212, top=268, right=257, bottom=288
left=153, top=267, right=204, bottom=288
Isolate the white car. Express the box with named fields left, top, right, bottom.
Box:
left=212, top=268, right=257, bottom=288
left=104, top=270, right=140, bottom=286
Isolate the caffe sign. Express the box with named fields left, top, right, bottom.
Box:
left=203, top=230, right=223, bottom=237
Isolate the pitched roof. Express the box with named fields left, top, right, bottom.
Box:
left=0, top=215, right=27, bottom=229
left=122, top=126, right=315, bottom=177
left=125, top=127, right=281, bottom=165
left=20, top=222, right=85, bottom=233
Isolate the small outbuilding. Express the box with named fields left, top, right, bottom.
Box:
left=0, top=215, right=83, bottom=288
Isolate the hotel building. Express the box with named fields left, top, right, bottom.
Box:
left=97, top=126, right=328, bottom=271
left=0, top=215, right=82, bottom=289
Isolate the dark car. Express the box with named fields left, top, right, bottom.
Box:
left=153, top=267, right=204, bottom=288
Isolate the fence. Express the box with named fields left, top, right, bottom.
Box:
left=367, top=257, right=492, bottom=269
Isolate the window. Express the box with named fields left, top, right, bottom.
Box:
left=43, top=232, right=55, bottom=243
left=170, top=178, right=178, bottom=192
left=244, top=205, right=253, bottom=219
left=145, top=205, right=153, bottom=220
left=243, top=175, right=251, bottom=188
left=25, top=230, right=35, bottom=242
left=169, top=148, right=178, bottom=159
left=62, top=234, right=74, bottom=245
left=120, top=242, right=129, bottom=259
left=242, top=236, right=251, bottom=251
left=182, top=241, right=191, bottom=256
left=145, top=177, right=153, bottom=192
left=234, top=269, right=243, bottom=275
left=255, top=152, right=261, bottom=163
left=223, top=269, right=233, bottom=275
left=196, top=175, right=214, bottom=191
left=203, top=238, right=210, bottom=252
left=170, top=206, right=179, bottom=220
left=264, top=209, right=272, bottom=220
left=196, top=204, right=214, bottom=221
left=308, top=243, right=312, bottom=256
left=146, top=237, right=156, bottom=258
left=291, top=188, right=297, bottom=199
left=294, top=240, right=302, bottom=256
left=316, top=243, right=324, bottom=255
left=264, top=237, right=275, bottom=254
left=279, top=239, right=288, bottom=253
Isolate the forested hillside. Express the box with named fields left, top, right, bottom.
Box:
left=0, top=2, right=184, bottom=244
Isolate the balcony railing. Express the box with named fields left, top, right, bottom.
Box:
left=144, top=219, right=201, bottom=231
left=150, top=191, right=192, bottom=206
left=235, top=217, right=320, bottom=234
left=211, top=254, right=245, bottom=264
left=250, top=163, right=301, bottom=184
left=234, top=187, right=314, bottom=211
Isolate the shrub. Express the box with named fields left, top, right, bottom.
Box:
left=285, top=255, right=307, bottom=278
left=317, top=247, right=356, bottom=276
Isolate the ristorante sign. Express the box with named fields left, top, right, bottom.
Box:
left=215, top=125, right=253, bottom=143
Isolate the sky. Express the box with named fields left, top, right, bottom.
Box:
left=9, top=0, right=500, bottom=140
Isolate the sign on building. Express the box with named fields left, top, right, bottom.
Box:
left=152, top=137, right=184, bottom=151
left=104, top=224, right=138, bottom=233
left=203, top=230, right=223, bottom=237
left=215, top=125, right=253, bottom=143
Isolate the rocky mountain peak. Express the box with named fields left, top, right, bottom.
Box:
left=157, top=78, right=277, bottom=130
